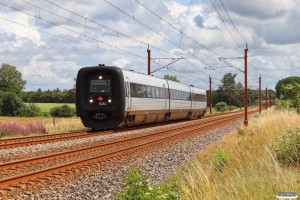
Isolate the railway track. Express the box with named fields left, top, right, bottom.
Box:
left=0, top=109, right=248, bottom=150
left=0, top=109, right=257, bottom=191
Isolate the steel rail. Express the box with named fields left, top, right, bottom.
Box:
left=0, top=110, right=257, bottom=188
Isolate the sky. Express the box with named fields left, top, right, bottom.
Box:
left=0, top=0, right=299, bottom=91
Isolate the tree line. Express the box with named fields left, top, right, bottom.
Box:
left=22, top=88, right=75, bottom=103
left=1, top=62, right=299, bottom=116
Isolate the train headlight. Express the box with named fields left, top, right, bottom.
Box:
left=99, top=76, right=103, bottom=79
left=108, top=99, right=112, bottom=103
left=89, top=99, right=93, bottom=103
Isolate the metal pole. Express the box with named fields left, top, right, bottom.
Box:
left=269, top=92, right=272, bottom=107
left=209, top=76, right=212, bottom=114
left=265, top=88, right=268, bottom=110
left=147, top=45, right=151, bottom=75
left=259, top=76, right=261, bottom=114
left=229, top=89, right=232, bottom=111
left=244, top=46, right=248, bottom=125
left=240, top=90, right=242, bottom=110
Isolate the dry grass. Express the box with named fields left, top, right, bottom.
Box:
left=177, top=109, right=300, bottom=199
left=0, top=116, right=85, bottom=137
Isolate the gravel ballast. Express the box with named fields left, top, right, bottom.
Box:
left=2, top=119, right=243, bottom=199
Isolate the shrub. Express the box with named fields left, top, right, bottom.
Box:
left=215, top=102, right=228, bottom=112
left=50, top=105, right=75, bottom=117
left=0, top=92, right=25, bottom=116
left=19, top=103, right=41, bottom=117
left=237, top=127, right=244, bottom=136
left=211, top=148, right=231, bottom=172
left=274, top=99, right=293, bottom=110
left=0, top=122, right=46, bottom=137
left=115, top=167, right=178, bottom=200
left=271, top=129, right=300, bottom=166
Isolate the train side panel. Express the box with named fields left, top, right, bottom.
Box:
left=122, top=70, right=169, bottom=125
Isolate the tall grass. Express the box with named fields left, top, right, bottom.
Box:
left=0, top=122, right=46, bottom=137
left=0, top=117, right=85, bottom=137
left=177, top=109, right=300, bottom=199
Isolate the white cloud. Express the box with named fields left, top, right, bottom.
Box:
left=112, top=57, right=130, bottom=68
left=0, top=12, right=44, bottom=46
left=165, top=1, right=188, bottom=18
left=0, top=0, right=299, bottom=92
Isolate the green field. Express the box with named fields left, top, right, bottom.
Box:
left=29, top=103, right=75, bottom=113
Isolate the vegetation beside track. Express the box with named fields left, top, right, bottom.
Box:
left=0, top=116, right=84, bottom=137
left=32, top=103, right=75, bottom=114
left=176, top=109, right=300, bottom=199
left=117, top=109, right=300, bottom=199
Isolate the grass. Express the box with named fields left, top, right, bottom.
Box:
left=176, top=109, right=300, bottom=199
left=0, top=116, right=85, bottom=137
left=206, top=106, right=240, bottom=114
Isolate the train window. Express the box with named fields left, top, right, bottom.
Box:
left=151, top=87, right=156, bottom=98
left=125, top=82, right=127, bottom=97
left=146, top=86, right=151, bottom=98
left=141, top=85, right=147, bottom=97
left=90, top=79, right=110, bottom=93
left=130, top=83, right=137, bottom=97
left=156, top=87, right=160, bottom=98
left=169, top=90, right=173, bottom=99
left=137, top=84, right=142, bottom=97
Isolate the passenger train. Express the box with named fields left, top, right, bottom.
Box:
left=76, top=66, right=207, bottom=129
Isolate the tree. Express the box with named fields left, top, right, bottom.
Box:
left=218, top=73, right=244, bottom=107
left=0, top=63, right=27, bottom=94
left=164, top=74, right=180, bottom=82
left=275, top=76, right=300, bottom=98
left=0, top=91, right=25, bottom=116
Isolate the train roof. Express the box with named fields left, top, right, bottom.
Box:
left=121, top=68, right=206, bottom=95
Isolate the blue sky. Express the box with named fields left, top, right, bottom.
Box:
left=0, top=0, right=299, bottom=91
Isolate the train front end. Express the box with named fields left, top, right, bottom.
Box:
left=76, top=66, right=125, bottom=129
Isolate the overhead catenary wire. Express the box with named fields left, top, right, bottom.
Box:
left=1, top=0, right=258, bottom=91
left=218, top=0, right=247, bottom=44
left=208, top=0, right=242, bottom=49
left=41, top=0, right=218, bottom=77
left=38, top=0, right=177, bottom=57
left=217, top=0, right=260, bottom=79
left=0, top=2, right=144, bottom=59
left=0, top=16, right=134, bottom=57
left=134, top=0, right=220, bottom=57
left=103, top=0, right=218, bottom=71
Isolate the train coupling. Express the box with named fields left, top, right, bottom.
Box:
left=94, top=113, right=107, bottom=120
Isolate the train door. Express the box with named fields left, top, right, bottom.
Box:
left=125, top=79, right=131, bottom=111
left=191, top=89, right=195, bottom=110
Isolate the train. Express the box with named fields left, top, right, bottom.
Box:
left=76, top=66, right=207, bottom=129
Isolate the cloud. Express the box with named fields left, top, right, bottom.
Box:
left=0, top=0, right=299, bottom=92
left=165, top=1, right=188, bottom=18
left=112, top=57, right=130, bottom=68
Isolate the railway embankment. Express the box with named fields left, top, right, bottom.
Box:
left=175, top=109, right=300, bottom=199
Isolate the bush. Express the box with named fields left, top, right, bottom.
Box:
left=271, top=129, right=300, bottom=166
left=50, top=105, right=75, bottom=117
left=211, top=148, right=231, bottom=172
left=274, top=99, right=293, bottom=110
left=115, top=167, right=178, bottom=200
left=19, top=103, right=41, bottom=117
left=0, top=91, right=25, bottom=116
left=215, top=102, right=228, bottom=112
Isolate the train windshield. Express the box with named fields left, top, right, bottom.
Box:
left=90, top=79, right=111, bottom=92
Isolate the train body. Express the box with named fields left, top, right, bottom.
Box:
left=76, top=66, right=207, bottom=129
